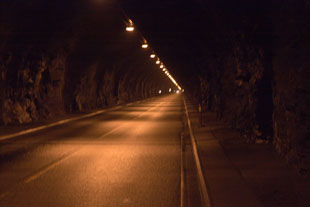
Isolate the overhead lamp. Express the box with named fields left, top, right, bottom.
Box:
left=142, top=43, right=148, bottom=49
left=126, top=26, right=134, bottom=32
left=126, top=19, right=134, bottom=32
left=156, top=60, right=160, bottom=64
left=160, top=65, right=164, bottom=68
left=163, top=68, right=166, bottom=71
left=150, top=54, right=155, bottom=58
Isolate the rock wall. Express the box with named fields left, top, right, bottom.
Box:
left=0, top=51, right=66, bottom=125
left=0, top=0, right=173, bottom=125
left=183, top=0, right=310, bottom=167
left=272, top=2, right=310, bottom=166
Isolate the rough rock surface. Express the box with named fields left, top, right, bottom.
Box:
left=171, top=0, right=310, bottom=168
left=0, top=0, right=173, bottom=125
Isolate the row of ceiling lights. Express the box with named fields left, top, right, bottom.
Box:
left=125, top=19, right=182, bottom=91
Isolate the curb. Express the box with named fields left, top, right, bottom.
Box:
left=183, top=98, right=211, bottom=207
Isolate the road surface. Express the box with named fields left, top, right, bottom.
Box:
left=0, top=94, right=183, bottom=207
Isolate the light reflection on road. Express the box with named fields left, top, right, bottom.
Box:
left=0, top=94, right=183, bottom=207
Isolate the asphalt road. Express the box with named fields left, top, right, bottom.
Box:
left=0, top=94, right=183, bottom=207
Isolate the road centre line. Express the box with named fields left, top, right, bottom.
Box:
left=0, top=101, right=164, bottom=199
left=24, top=101, right=163, bottom=183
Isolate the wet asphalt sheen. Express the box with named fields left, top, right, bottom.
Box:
left=0, top=94, right=183, bottom=207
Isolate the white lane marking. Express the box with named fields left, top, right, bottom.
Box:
left=24, top=152, right=74, bottom=184
left=180, top=133, right=185, bottom=207
left=0, top=105, right=122, bottom=142
left=0, top=99, right=164, bottom=200
left=183, top=98, right=211, bottom=207
left=23, top=101, right=164, bottom=181
left=22, top=124, right=125, bottom=185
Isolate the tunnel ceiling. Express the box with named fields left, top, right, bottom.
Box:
left=119, top=0, right=275, bottom=90
left=119, top=0, right=208, bottom=90
left=1, top=0, right=284, bottom=91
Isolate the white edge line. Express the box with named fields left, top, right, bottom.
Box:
left=183, top=98, right=211, bottom=207
left=180, top=132, right=185, bottom=207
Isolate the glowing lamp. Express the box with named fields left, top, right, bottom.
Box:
left=142, top=44, right=148, bottom=49
left=126, top=26, right=134, bottom=32
left=156, top=60, right=160, bottom=64
left=150, top=54, right=155, bottom=58
left=160, top=65, right=164, bottom=68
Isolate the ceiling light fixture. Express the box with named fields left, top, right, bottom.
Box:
left=126, top=26, right=134, bottom=32
left=142, top=44, right=148, bottom=49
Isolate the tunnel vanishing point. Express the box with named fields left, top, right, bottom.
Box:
left=1, top=0, right=310, bottom=173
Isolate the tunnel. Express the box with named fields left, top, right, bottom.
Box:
left=0, top=0, right=310, bottom=206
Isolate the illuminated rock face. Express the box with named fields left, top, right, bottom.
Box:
left=0, top=0, right=171, bottom=125
left=0, top=47, right=167, bottom=125
left=0, top=53, right=57, bottom=124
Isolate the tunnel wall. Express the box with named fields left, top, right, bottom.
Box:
left=0, top=0, right=173, bottom=125
left=182, top=0, right=310, bottom=166
left=1, top=0, right=310, bottom=167
left=272, top=3, right=310, bottom=165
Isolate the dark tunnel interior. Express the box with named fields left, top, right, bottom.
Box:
left=1, top=0, right=310, bottom=181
